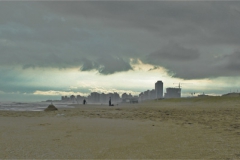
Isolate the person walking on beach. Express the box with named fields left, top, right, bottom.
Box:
left=109, top=97, right=111, bottom=106
left=83, top=99, right=86, bottom=105
left=109, top=97, right=114, bottom=106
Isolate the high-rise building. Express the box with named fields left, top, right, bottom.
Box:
left=100, top=93, right=107, bottom=104
left=91, top=92, right=100, bottom=103
left=138, top=92, right=143, bottom=102
left=164, top=88, right=181, bottom=98
left=150, top=89, right=156, bottom=99
left=144, top=90, right=150, bottom=100
left=155, top=81, right=163, bottom=99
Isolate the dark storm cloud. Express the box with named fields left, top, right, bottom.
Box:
left=146, top=42, right=240, bottom=79
left=40, top=1, right=240, bottom=79
left=80, top=58, right=97, bottom=72
left=42, top=1, right=240, bottom=44
left=80, top=56, right=132, bottom=75
left=146, top=42, right=203, bottom=79
left=97, top=56, right=132, bottom=75
left=1, top=1, right=240, bottom=79
left=148, top=43, right=200, bottom=61
left=222, top=51, right=240, bottom=72
left=0, top=2, right=134, bottom=74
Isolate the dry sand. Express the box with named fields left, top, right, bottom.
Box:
left=0, top=96, right=240, bottom=159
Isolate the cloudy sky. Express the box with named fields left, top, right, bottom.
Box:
left=1, top=1, right=240, bottom=102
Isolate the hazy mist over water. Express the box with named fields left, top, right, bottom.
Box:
left=0, top=101, right=74, bottom=111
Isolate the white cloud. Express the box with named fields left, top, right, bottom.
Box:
left=33, top=90, right=88, bottom=96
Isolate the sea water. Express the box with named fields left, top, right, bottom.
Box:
left=0, top=101, right=74, bottom=111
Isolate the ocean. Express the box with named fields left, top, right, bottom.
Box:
left=0, top=101, right=75, bottom=111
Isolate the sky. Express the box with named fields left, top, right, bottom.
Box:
left=1, top=1, right=240, bottom=102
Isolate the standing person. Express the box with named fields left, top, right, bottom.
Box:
left=109, top=97, right=111, bottom=106
left=83, top=99, right=86, bottom=105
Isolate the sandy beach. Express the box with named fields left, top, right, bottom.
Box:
left=1, top=96, right=240, bottom=159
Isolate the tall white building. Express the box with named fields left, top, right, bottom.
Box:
left=155, top=81, right=163, bottom=99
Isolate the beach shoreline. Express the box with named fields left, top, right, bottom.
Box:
left=1, top=97, right=240, bottom=159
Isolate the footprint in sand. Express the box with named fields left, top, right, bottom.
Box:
left=65, top=135, right=72, bottom=138
left=39, top=123, right=51, bottom=126
left=236, top=132, right=240, bottom=135
left=235, top=154, right=240, bottom=158
left=52, top=138, right=60, bottom=141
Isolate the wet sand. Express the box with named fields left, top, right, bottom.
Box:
left=1, top=96, right=240, bottom=159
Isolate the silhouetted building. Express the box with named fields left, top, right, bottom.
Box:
left=138, top=89, right=156, bottom=102
left=61, top=96, right=70, bottom=101
left=100, top=93, right=108, bottom=104
left=122, top=93, right=133, bottom=102
left=164, top=88, right=181, bottom=98
left=76, top=95, right=84, bottom=103
left=113, top=92, right=120, bottom=102
left=155, top=81, right=163, bottom=99
left=122, top=93, right=128, bottom=99
left=130, top=96, right=139, bottom=103
left=143, top=90, right=150, bottom=100
left=60, top=91, right=130, bottom=104
left=91, top=92, right=100, bottom=103
left=70, top=95, right=75, bottom=100
left=138, top=92, right=143, bottom=102
left=150, top=89, right=156, bottom=99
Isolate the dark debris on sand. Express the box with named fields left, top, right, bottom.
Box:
left=44, top=104, right=58, bottom=111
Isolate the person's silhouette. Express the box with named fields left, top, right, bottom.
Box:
left=109, top=97, right=111, bottom=106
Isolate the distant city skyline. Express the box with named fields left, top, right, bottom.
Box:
left=60, top=92, right=136, bottom=104
left=1, top=2, right=240, bottom=102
